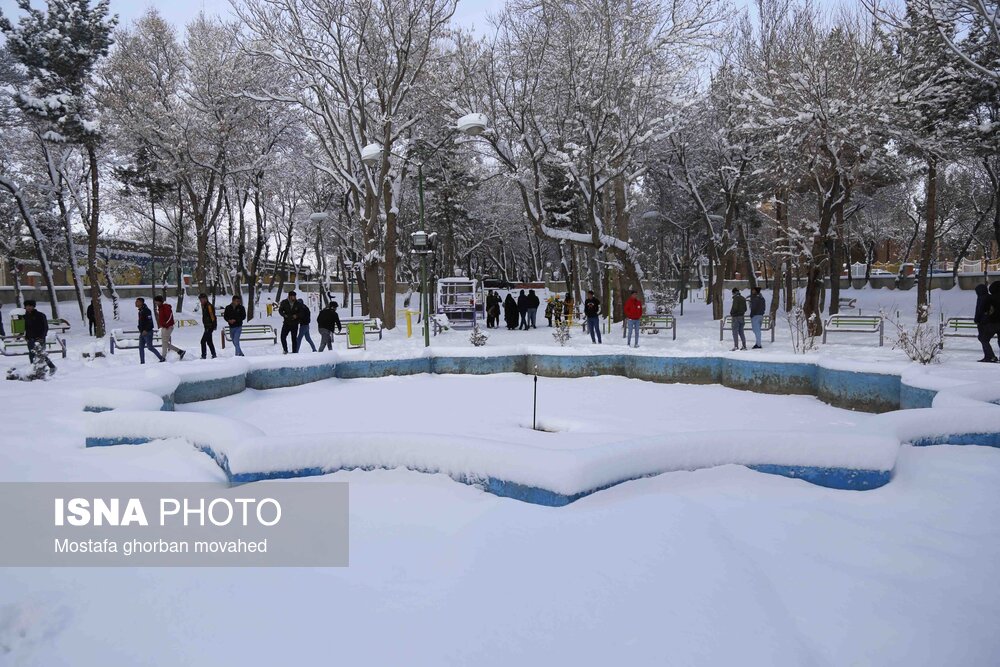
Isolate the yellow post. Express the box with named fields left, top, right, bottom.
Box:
left=405, top=309, right=413, bottom=338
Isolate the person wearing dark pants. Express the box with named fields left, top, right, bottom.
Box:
left=223, top=295, right=246, bottom=357
left=295, top=299, right=316, bottom=352
left=749, top=287, right=766, bottom=349
left=526, top=289, right=540, bottom=328
left=135, top=298, right=164, bottom=364
left=278, top=291, right=300, bottom=354
left=317, top=300, right=342, bottom=352
left=23, top=300, right=56, bottom=374
left=198, top=293, right=217, bottom=359
left=730, top=288, right=747, bottom=351
left=584, top=290, right=602, bottom=344
left=517, top=290, right=529, bottom=330
left=0, top=303, right=5, bottom=337
left=86, top=303, right=95, bottom=336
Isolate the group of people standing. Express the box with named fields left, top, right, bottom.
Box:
left=728, top=287, right=767, bottom=351
left=278, top=291, right=343, bottom=354
left=485, top=289, right=542, bottom=330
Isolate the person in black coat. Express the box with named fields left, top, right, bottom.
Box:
left=223, top=295, right=246, bottom=357
left=316, top=300, right=342, bottom=351
left=982, top=281, right=1000, bottom=362
left=198, top=293, right=217, bottom=359
left=86, top=302, right=95, bottom=336
left=526, top=289, right=540, bottom=329
left=0, top=302, right=5, bottom=337
left=135, top=297, right=164, bottom=364
left=516, top=290, right=529, bottom=330
left=22, top=300, right=55, bottom=372
left=503, top=293, right=519, bottom=330
left=278, top=291, right=300, bottom=353
left=974, top=284, right=997, bottom=362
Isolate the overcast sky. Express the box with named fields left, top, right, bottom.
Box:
left=0, top=0, right=499, bottom=33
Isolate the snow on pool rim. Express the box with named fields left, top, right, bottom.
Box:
left=80, top=349, right=1000, bottom=505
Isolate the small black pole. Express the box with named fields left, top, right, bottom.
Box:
left=532, top=365, right=538, bottom=431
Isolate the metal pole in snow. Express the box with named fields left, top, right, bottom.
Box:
left=532, top=365, right=538, bottom=431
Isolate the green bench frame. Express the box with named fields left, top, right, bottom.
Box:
left=939, top=317, right=977, bottom=348
left=720, top=315, right=775, bottom=342
left=822, top=314, right=884, bottom=346
left=221, top=324, right=277, bottom=348
left=0, top=334, right=67, bottom=358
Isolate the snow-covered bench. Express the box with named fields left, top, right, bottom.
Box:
left=838, top=297, right=857, bottom=310
left=639, top=315, right=676, bottom=340
left=0, top=334, right=66, bottom=358
left=9, top=315, right=70, bottom=334
left=938, top=318, right=978, bottom=348
left=822, top=314, right=884, bottom=346
left=720, top=314, right=774, bottom=342
left=110, top=329, right=161, bottom=354
left=221, top=324, right=277, bottom=348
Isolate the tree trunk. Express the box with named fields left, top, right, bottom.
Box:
left=86, top=146, right=104, bottom=336
left=916, top=158, right=937, bottom=323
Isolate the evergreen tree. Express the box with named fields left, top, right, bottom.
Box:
left=0, top=0, right=117, bottom=336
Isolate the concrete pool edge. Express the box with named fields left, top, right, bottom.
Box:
left=80, top=351, right=1000, bottom=505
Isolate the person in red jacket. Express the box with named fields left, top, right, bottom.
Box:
left=153, top=295, right=186, bottom=360
left=623, top=290, right=644, bottom=348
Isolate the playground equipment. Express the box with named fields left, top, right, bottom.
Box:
left=436, top=277, right=480, bottom=328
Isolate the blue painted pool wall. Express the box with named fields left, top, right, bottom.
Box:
left=816, top=367, right=901, bottom=413
left=899, top=383, right=938, bottom=409
left=173, top=374, right=246, bottom=404
left=247, top=362, right=338, bottom=390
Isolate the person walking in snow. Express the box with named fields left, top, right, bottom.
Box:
left=984, top=281, right=1000, bottom=361
left=544, top=296, right=556, bottom=327
left=503, top=293, right=519, bottom=330
left=517, top=290, right=529, bottom=330
left=198, top=293, right=217, bottom=359
left=135, top=297, right=164, bottom=364
left=86, top=302, right=95, bottom=336
left=0, top=303, right=5, bottom=337
left=317, top=300, right=341, bottom=351
left=584, top=290, right=602, bottom=344
left=278, top=291, right=300, bottom=354
left=295, top=298, right=317, bottom=353
left=975, top=284, right=997, bottom=362
left=487, top=291, right=501, bottom=329
left=223, top=295, right=246, bottom=357
left=153, top=294, right=186, bottom=360
left=623, top=290, right=643, bottom=348
left=730, top=288, right=747, bottom=351
left=563, top=292, right=575, bottom=325
left=749, top=287, right=766, bottom=349
left=22, top=300, right=55, bottom=374
left=526, top=289, right=540, bottom=329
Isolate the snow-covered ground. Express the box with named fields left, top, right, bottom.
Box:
left=177, top=374, right=862, bottom=448
left=1, top=286, right=999, bottom=665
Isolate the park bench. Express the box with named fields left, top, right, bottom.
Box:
left=822, top=314, right=884, bottom=346
left=9, top=316, right=71, bottom=335
left=0, top=334, right=67, bottom=359
left=638, top=315, right=677, bottom=340
left=110, top=328, right=161, bottom=354
left=720, top=314, right=774, bottom=343
left=221, top=324, right=277, bottom=349
left=838, top=297, right=857, bottom=310
left=938, top=317, right=978, bottom=348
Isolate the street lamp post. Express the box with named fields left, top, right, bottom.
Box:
left=358, top=112, right=487, bottom=347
